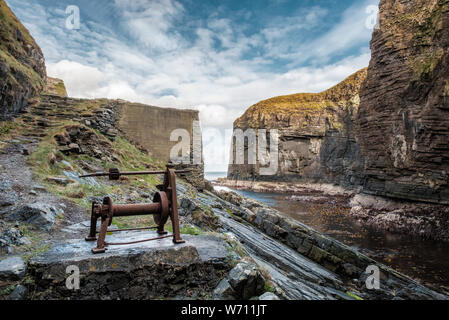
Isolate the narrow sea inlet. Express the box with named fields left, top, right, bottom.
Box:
left=205, top=172, right=449, bottom=294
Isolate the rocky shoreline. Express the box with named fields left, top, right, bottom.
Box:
left=213, top=178, right=449, bottom=242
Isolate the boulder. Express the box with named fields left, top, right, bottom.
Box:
left=8, top=284, right=27, bottom=300
left=180, top=197, right=197, bottom=214
left=7, top=203, right=58, bottom=231
left=258, top=292, right=280, bottom=300
left=213, top=278, right=235, bottom=300
left=0, top=256, right=26, bottom=280
left=228, top=261, right=265, bottom=299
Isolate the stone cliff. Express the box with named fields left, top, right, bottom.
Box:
left=229, top=0, right=449, bottom=205
left=0, top=0, right=46, bottom=120
left=357, top=0, right=449, bottom=203
left=228, top=68, right=367, bottom=186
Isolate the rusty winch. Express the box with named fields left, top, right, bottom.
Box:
left=79, top=164, right=187, bottom=254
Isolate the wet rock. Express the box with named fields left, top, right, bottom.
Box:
left=258, top=292, right=280, bottom=300
left=213, top=278, right=235, bottom=300
left=7, top=203, right=58, bottom=231
left=228, top=261, right=265, bottom=300
left=0, top=256, right=26, bottom=280
left=209, top=190, right=447, bottom=300
left=8, top=284, right=27, bottom=300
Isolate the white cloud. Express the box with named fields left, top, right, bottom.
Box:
left=7, top=0, right=377, bottom=172
left=114, top=0, right=184, bottom=51
left=47, top=60, right=104, bottom=98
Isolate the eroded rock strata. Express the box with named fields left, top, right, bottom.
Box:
left=357, top=0, right=449, bottom=203
left=229, top=0, right=449, bottom=206
left=228, top=68, right=368, bottom=187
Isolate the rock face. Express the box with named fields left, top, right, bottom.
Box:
left=228, top=0, right=449, bottom=205
left=26, top=232, right=231, bottom=300
left=228, top=69, right=367, bottom=187
left=0, top=0, right=46, bottom=120
left=356, top=0, right=449, bottom=204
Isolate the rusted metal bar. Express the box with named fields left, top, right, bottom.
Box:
left=79, top=168, right=191, bottom=180
left=102, top=226, right=158, bottom=233
left=85, top=164, right=186, bottom=254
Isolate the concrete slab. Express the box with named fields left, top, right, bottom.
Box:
left=26, top=231, right=231, bottom=299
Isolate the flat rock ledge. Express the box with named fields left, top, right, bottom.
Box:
left=25, top=231, right=231, bottom=300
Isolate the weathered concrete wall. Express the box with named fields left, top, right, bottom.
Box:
left=117, top=102, right=199, bottom=162
left=115, top=102, right=205, bottom=189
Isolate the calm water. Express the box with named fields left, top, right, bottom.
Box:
left=205, top=172, right=228, bottom=181
left=205, top=173, right=449, bottom=293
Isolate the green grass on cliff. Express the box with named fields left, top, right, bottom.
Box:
left=234, top=68, right=367, bottom=129
left=0, top=49, right=45, bottom=90
left=0, top=0, right=35, bottom=46
left=51, top=81, right=68, bottom=97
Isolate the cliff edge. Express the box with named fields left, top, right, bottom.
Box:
left=228, top=68, right=368, bottom=187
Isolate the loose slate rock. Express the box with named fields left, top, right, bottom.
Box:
left=0, top=256, right=26, bottom=280
left=213, top=278, right=235, bottom=300
left=228, top=261, right=265, bottom=300
left=8, top=284, right=27, bottom=300
left=7, top=203, right=58, bottom=231
left=259, top=292, right=280, bottom=300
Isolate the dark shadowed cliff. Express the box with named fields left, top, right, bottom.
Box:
left=357, top=0, right=449, bottom=203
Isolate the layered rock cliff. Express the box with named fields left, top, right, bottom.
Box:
left=229, top=0, right=449, bottom=205
left=0, top=0, right=46, bottom=120
left=356, top=0, right=449, bottom=203
left=228, top=68, right=367, bottom=187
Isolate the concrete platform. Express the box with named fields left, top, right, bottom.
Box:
left=26, top=231, right=230, bottom=299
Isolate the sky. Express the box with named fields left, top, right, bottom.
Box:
left=6, top=0, right=379, bottom=172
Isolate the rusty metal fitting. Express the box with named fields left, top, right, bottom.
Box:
left=85, top=164, right=186, bottom=253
